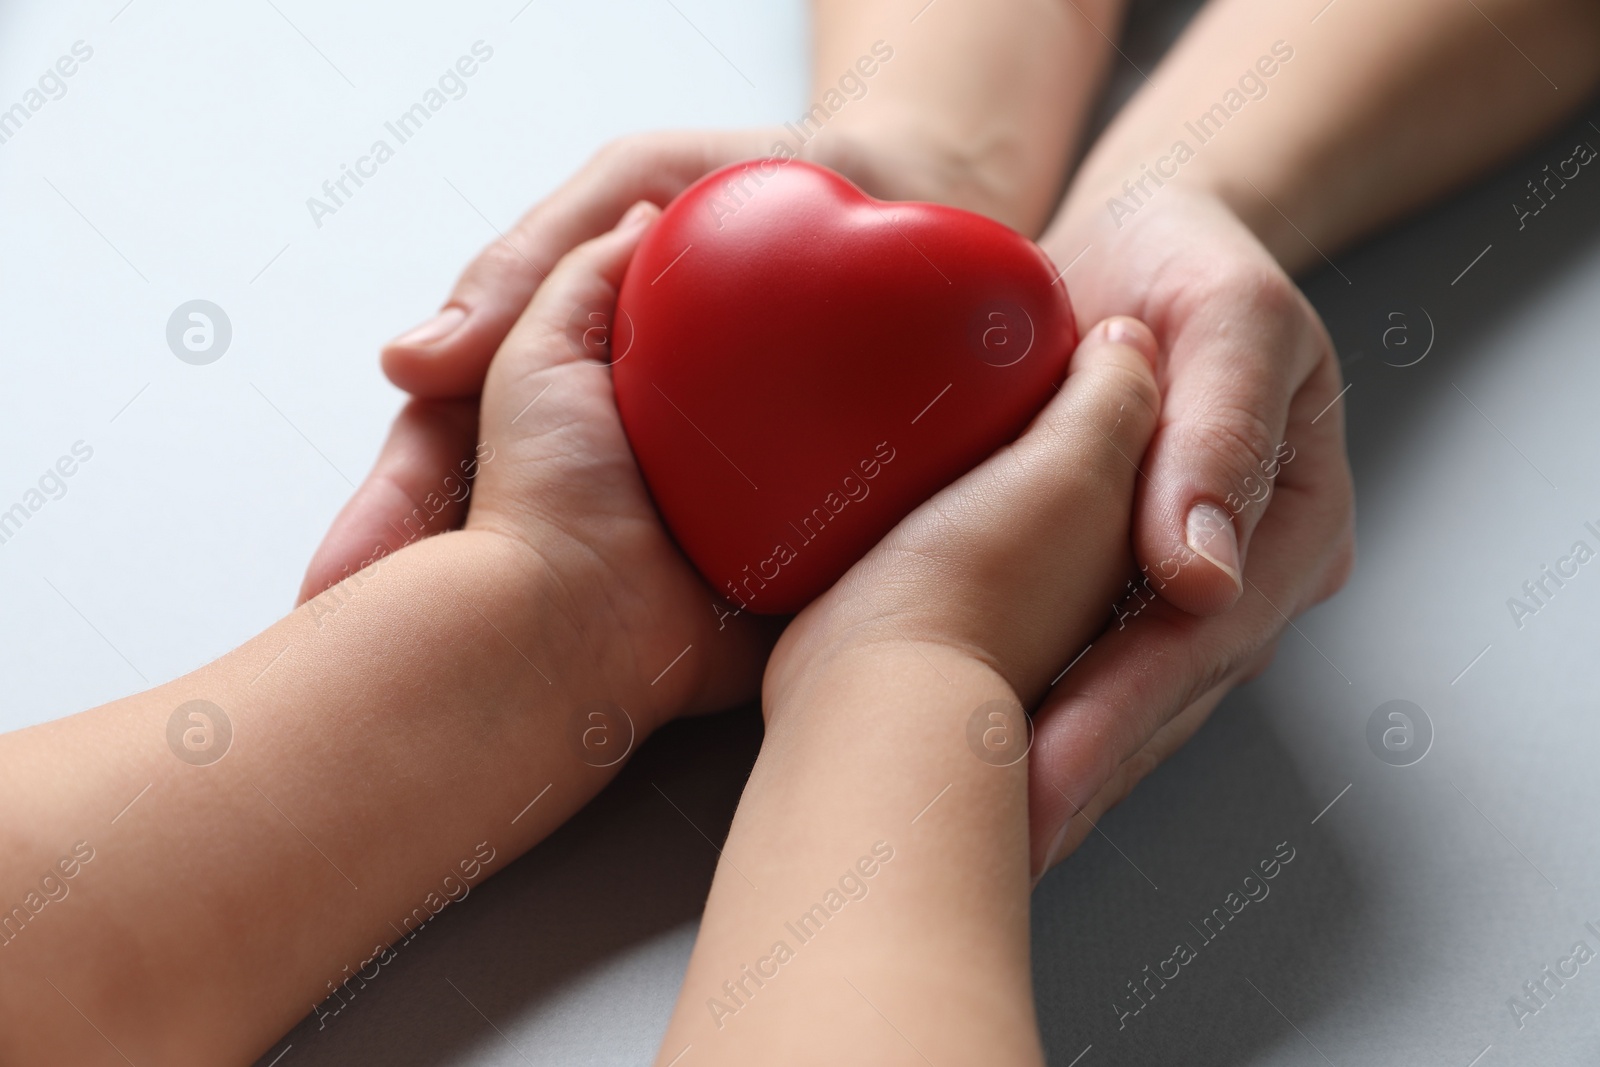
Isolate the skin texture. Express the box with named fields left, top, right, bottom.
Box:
left=0, top=208, right=771, bottom=1066
left=0, top=212, right=1151, bottom=1066
left=301, top=0, right=1600, bottom=879
left=1025, top=0, right=1600, bottom=872
left=654, top=319, right=1160, bottom=1065
left=12, top=2, right=1600, bottom=1060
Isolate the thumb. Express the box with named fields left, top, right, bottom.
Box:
left=1133, top=275, right=1329, bottom=615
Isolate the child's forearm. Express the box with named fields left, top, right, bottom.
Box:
left=1059, top=0, right=1600, bottom=268
left=811, top=0, right=1127, bottom=233
left=0, top=529, right=673, bottom=1066
left=656, top=643, right=1043, bottom=1066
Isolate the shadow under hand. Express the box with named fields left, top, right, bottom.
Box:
left=1033, top=99, right=1600, bottom=1067
left=1031, top=687, right=1363, bottom=1067
left=255, top=705, right=764, bottom=1067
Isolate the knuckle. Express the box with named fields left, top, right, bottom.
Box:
left=1183, top=404, right=1278, bottom=495
left=1181, top=648, right=1237, bottom=711
left=1201, top=257, right=1302, bottom=319
left=1115, top=744, right=1165, bottom=802
left=1237, top=640, right=1279, bottom=683
left=463, top=237, right=539, bottom=290
left=590, top=135, right=639, bottom=170
left=1095, top=358, right=1162, bottom=431
left=590, top=132, right=679, bottom=179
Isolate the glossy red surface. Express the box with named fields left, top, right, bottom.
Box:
left=613, top=158, right=1078, bottom=614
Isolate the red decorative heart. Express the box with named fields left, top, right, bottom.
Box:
left=613, top=159, right=1077, bottom=615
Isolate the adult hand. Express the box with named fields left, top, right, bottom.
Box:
left=352, top=201, right=773, bottom=720
left=298, top=126, right=948, bottom=604
left=1030, top=188, right=1355, bottom=876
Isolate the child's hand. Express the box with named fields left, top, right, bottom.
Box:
left=296, top=129, right=787, bottom=604
left=765, top=317, right=1161, bottom=717
left=655, top=321, right=1159, bottom=1066
left=434, top=202, right=771, bottom=723
left=297, top=128, right=955, bottom=604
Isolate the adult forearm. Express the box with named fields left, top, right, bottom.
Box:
left=810, top=0, right=1127, bottom=233
left=0, top=529, right=663, bottom=1065
left=1059, top=0, right=1600, bottom=269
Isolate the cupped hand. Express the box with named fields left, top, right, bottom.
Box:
left=299, top=126, right=945, bottom=605
left=1028, top=187, right=1355, bottom=875
left=764, top=318, right=1163, bottom=715
left=417, top=202, right=771, bottom=721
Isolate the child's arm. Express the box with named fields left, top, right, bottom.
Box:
left=654, top=319, right=1161, bottom=1064
left=0, top=204, right=764, bottom=1067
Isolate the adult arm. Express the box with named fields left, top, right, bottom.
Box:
left=1068, top=0, right=1600, bottom=270
left=1029, top=0, right=1600, bottom=873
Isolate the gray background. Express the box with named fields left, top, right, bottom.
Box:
left=2, top=1, right=1597, bottom=1064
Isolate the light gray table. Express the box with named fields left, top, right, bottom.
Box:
left=3, top=1, right=1597, bottom=1064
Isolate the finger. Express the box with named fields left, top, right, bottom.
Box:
left=1133, top=262, right=1332, bottom=616
left=463, top=199, right=661, bottom=539
left=487, top=200, right=660, bottom=388
left=875, top=317, right=1161, bottom=699
left=1027, top=347, right=1354, bottom=875
left=296, top=399, right=478, bottom=605
left=383, top=132, right=755, bottom=399
left=1034, top=683, right=1225, bottom=882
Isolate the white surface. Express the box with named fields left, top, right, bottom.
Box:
left=0, top=0, right=804, bottom=722
left=5, top=2, right=1600, bottom=1066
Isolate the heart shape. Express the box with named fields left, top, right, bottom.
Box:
left=613, top=159, right=1077, bottom=615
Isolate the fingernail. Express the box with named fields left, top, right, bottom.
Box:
left=1100, top=316, right=1157, bottom=360
left=618, top=200, right=655, bottom=231
left=1186, top=502, right=1243, bottom=592
left=393, top=305, right=467, bottom=348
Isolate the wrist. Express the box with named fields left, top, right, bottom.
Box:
left=1057, top=128, right=1327, bottom=272
left=764, top=608, right=1016, bottom=729
left=1044, top=172, right=1249, bottom=298
left=441, top=524, right=692, bottom=737
left=801, top=113, right=1057, bottom=235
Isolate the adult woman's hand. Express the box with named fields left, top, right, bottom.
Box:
left=1028, top=187, right=1355, bottom=875
left=300, top=0, right=1126, bottom=606
left=1024, top=0, right=1600, bottom=876
left=299, top=127, right=797, bottom=603
left=296, top=122, right=1010, bottom=604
